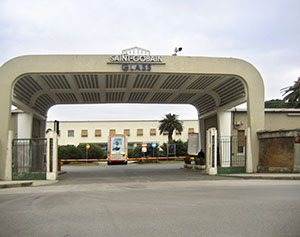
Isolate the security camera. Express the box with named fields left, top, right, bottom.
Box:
left=173, top=47, right=183, bottom=56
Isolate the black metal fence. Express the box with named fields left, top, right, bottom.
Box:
left=12, top=138, right=47, bottom=180
left=217, top=136, right=246, bottom=174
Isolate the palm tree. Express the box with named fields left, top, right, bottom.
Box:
left=159, top=113, right=183, bottom=143
left=281, top=77, right=300, bottom=108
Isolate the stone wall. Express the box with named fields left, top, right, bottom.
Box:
left=257, top=129, right=300, bottom=173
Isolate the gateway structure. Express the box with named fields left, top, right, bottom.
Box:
left=0, top=47, right=264, bottom=180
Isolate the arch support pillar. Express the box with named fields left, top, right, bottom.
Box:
left=0, top=74, right=13, bottom=180
left=247, top=98, right=264, bottom=173
left=198, top=114, right=206, bottom=152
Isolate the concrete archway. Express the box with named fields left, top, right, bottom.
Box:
left=0, top=53, right=264, bottom=180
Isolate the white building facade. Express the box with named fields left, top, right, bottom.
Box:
left=46, top=108, right=300, bottom=149
left=46, top=120, right=199, bottom=147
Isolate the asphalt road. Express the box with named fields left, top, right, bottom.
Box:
left=0, top=163, right=300, bottom=237
left=57, top=162, right=237, bottom=185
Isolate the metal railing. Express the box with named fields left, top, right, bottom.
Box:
left=217, top=136, right=246, bottom=173
left=12, top=138, right=47, bottom=179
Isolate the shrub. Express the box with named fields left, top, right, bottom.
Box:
left=128, top=144, right=159, bottom=158
left=77, top=143, right=104, bottom=159
left=160, top=139, right=188, bottom=156
left=58, top=145, right=82, bottom=159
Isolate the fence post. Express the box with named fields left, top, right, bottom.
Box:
left=46, top=130, right=58, bottom=180
left=206, top=128, right=218, bottom=175
left=246, top=127, right=253, bottom=173
left=5, top=130, right=13, bottom=180
left=230, top=136, right=233, bottom=167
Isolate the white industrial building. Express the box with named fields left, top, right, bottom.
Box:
left=46, top=119, right=198, bottom=147
left=45, top=108, right=300, bottom=149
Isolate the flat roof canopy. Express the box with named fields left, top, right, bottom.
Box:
left=13, top=72, right=246, bottom=117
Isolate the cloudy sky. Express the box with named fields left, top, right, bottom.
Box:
left=1, top=0, right=299, bottom=121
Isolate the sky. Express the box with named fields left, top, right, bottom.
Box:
left=1, top=0, right=299, bottom=121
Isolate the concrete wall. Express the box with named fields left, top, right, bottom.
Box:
left=231, top=109, right=300, bottom=133
left=258, top=137, right=294, bottom=172
left=257, top=129, right=300, bottom=173
left=265, top=111, right=300, bottom=130
left=204, top=115, right=218, bottom=131
left=17, top=112, right=33, bottom=139
left=32, top=117, right=46, bottom=138
left=9, top=112, right=18, bottom=139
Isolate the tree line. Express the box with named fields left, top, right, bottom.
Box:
left=266, top=77, right=300, bottom=108
left=58, top=139, right=188, bottom=159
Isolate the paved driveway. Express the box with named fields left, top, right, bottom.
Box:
left=57, top=162, right=236, bottom=185
left=0, top=163, right=300, bottom=237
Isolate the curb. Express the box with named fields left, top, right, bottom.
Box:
left=59, top=171, right=67, bottom=176
left=183, top=166, right=300, bottom=180
left=0, top=182, right=33, bottom=189
left=219, top=175, right=300, bottom=180
left=0, top=172, right=65, bottom=189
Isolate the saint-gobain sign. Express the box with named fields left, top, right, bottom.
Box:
left=108, top=46, right=164, bottom=71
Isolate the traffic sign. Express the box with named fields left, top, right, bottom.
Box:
left=152, top=142, right=157, bottom=148
left=86, top=144, right=90, bottom=149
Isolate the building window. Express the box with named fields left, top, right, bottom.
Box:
left=68, top=130, right=74, bottom=137
left=188, top=128, right=194, bottom=134
left=176, top=130, right=182, bottom=135
left=124, top=129, right=130, bottom=136
left=163, top=131, right=168, bottom=136
left=81, top=130, right=88, bottom=137
left=238, top=130, right=245, bottom=153
left=137, top=129, right=143, bottom=136
left=150, top=129, right=156, bottom=136
left=95, top=129, right=101, bottom=137
left=109, top=129, right=116, bottom=136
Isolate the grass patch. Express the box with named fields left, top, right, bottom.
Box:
left=159, top=160, right=184, bottom=164
left=137, top=159, right=184, bottom=165
left=62, top=162, right=99, bottom=166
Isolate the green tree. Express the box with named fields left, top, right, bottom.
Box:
left=128, top=144, right=159, bottom=158
left=159, top=113, right=183, bottom=143
left=144, top=143, right=160, bottom=157
left=77, top=143, right=104, bottom=159
left=174, top=139, right=188, bottom=156
left=264, top=99, right=291, bottom=108
left=58, top=145, right=82, bottom=159
left=281, top=77, right=300, bottom=108
left=128, top=144, right=143, bottom=158
left=160, top=139, right=188, bottom=156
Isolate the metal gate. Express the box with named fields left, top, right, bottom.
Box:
left=217, top=136, right=247, bottom=174
left=12, top=138, right=47, bottom=180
